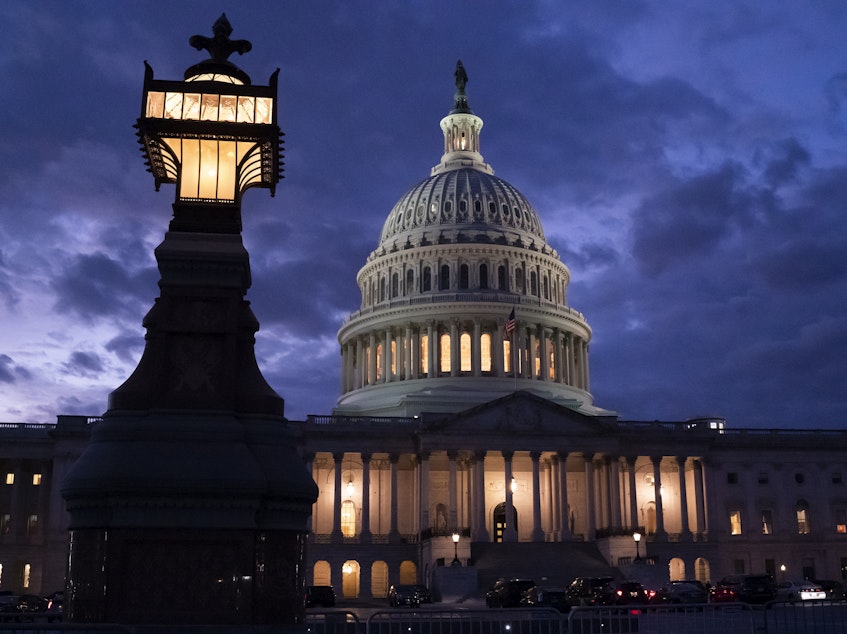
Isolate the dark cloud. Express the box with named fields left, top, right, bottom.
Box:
left=64, top=351, right=106, bottom=378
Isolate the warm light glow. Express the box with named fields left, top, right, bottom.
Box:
left=147, top=91, right=271, bottom=122
left=510, top=477, right=517, bottom=493
left=32, top=473, right=42, bottom=486
left=4, top=473, right=12, bottom=485
left=346, top=478, right=355, bottom=496
left=452, top=531, right=460, bottom=544
left=342, top=563, right=353, bottom=575
left=633, top=532, right=642, bottom=543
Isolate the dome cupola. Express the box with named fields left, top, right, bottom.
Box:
left=335, top=62, right=605, bottom=419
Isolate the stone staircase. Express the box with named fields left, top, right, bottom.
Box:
left=471, top=541, right=619, bottom=595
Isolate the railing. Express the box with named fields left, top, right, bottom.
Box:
left=311, top=533, right=419, bottom=545
left=367, top=608, right=565, bottom=634
left=306, top=415, right=419, bottom=426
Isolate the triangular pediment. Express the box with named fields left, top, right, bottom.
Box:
left=420, top=391, right=617, bottom=439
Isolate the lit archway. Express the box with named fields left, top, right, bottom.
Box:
left=371, top=561, right=389, bottom=598
left=669, top=557, right=685, bottom=581
left=341, top=560, right=360, bottom=599
left=399, top=560, right=417, bottom=585
left=695, top=558, right=711, bottom=585
left=313, top=560, right=331, bottom=587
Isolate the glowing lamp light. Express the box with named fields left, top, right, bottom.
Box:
left=633, top=531, right=642, bottom=561
left=346, top=478, right=355, bottom=497
left=135, top=14, right=283, bottom=233
left=342, top=563, right=353, bottom=575
left=510, top=477, right=517, bottom=493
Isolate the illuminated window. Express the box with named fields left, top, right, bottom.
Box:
left=390, top=341, right=397, bottom=377
left=460, top=333, right=471, bottom=372
left=797, top=501, right=810, bottom=535
left=375, top=344, right=383, bottom=381
left=761, top=510, right=773, bottom=535
left=341, top=500, right=356, bottom=537
left=5, top=473, right=13, bottom=485
left=503, top=340, right=512, bottom=373
left=32, top=474, right=42, bottom=486
left=548, top=347, right=555, bottom=379
left=420, top=335, right=429, bottom=375
left=22, top=563, right=30, bottom=589
left=439, top=334, right=451, bottom=373
left=481, top=334, right=492, bottom=372
left=835, top=509, right=847, bottom=534
left=534, top=341, right=541, bottom=378
left=730, top=510, right=742, bottom=535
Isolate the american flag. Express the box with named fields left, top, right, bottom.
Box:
left=504, top=307, right=516, bottom=338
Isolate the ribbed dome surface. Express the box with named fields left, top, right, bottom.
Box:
left=378, top=168, right=547, bottom=247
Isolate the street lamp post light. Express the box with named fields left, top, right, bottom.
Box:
left=633, top=531, right=642, bottom=561
left=452, top=531, right=461, bottom=566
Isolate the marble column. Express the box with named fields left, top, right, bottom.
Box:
left=331, top=452, right=344, bottom=543
left=676, top=456, right=691, bottom=540
left=473, top=451, right=490, bottom=542
left=503, top=451, right=517, bottom=542
left=530, top=451, right=544, bottom=541
left=360, top=453, right=372, bottom=543
left=389, top=454, right=401, bottom=542
left=651, top=456, right=667, bottom=540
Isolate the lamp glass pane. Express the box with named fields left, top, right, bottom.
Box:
left=146, top=92, right=165, bottom=118
left=198, top=139, right=219, bottom=199
left=179, top=139, right=200, bottom=198
left=237, top=96, right=255, bottom=123
left=256, top=97, right=273, bottom=124
left=200, top=94, right=219, bottom=121
left=217, top=140, right=237, bottom=200
left=219, top=95, right=237, bottom=122
left=164, top=92, right=184, bottom=119
left=183, top=93, right=201, bottom=120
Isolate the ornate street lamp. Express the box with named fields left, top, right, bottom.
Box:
left=452, top=531, right=461, bottom=566
left=61, top=15, right=317, bottom=627
left=633, top=531, right=642, bottom=561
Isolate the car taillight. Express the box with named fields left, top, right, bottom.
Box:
left=616, top=590, right=623, bottom=597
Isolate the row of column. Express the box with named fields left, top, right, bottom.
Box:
left=310, top=451, right=709, bottom=543
left=339, top=320, right=589, bottom=393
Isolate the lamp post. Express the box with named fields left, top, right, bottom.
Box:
left=61, top=15, right=317, bottom=626
left=633, top=531, right=642, bottom=561
left=452, top=531, right=461, bottom=566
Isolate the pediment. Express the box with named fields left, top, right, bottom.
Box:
left=421, top=391, right=617, bottom=439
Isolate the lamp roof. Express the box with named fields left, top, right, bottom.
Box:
left=184, top=14, right=253, bottom=85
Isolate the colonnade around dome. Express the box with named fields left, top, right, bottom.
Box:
left=339, top=317, right=590, bottom=395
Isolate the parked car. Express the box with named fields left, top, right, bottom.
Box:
left=0, top=594, right=47, bottom=621
left=485, top=578, right=536, bottom=608
left=412, top=584, right=432, bottom=603
left=709, top=584, right=737, bottom=603
left=712, top=575, right=776, bottom=605
left=520, top=586, right=569, bottom=612
left=775, top=580, right=827, bottom=602
left=600, top=581, right=650, bottom=605
left=652, top=580, right=708, bottom=604
left=45, top=591, right=64, bottom=622
left=388, top=584, right=421, bottom=608
left=565, top=576, right=615, bottom=607
left=814, top=580, right=846, bottom=600
left=304, top=585, right=336, bottom=608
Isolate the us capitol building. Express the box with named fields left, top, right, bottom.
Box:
left=2, top=64, right=847, bottom=600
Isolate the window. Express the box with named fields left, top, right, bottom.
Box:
left=727, top=472, right=738, bottom=485
left=479, top=263, right=489, bottom=289
left=4, top=473, right=13, bottom=485
left=439, top=333, right=451, bottom=373
left=498, top=265, right=507, bottom=290
left=22, top=563, right=30, bottom=589
left=530, top=271, right=538, bottom=296
left=391, top=273, right=398, bottom=298
left=796, top=500, right=810, bottom=535
left=26, top=515, right=38, bottom=537
left=341, top=500, right=356, bottom=537
left=32, top=474, right=42, bottom=486
left=459, top=264, right=469, bottom=289
left=503, top=340, right=512, bottom=374
left=375, top=344, right=383, bottom=381
left=420, top=335, right=429, bottom=375
left=730, top=510, right=742, bottom=535
left=733, top=559, right=746, bottom=574
left=761, top=510, right=773, bottom=535
left=515, top=268, right=524, bottom=293
left=440, top=264, right=450, bottom=290
left=836, top=509, right=847, bottom=534
left=460, top=333, right=471, bottom=372
left=422, top=267, right=431, bottom=292
left=390, top=341, right=397, bottom=377
left=481, top=333, right=492, bottom=372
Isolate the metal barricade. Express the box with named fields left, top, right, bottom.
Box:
left=568, top=603, right=756, bottom=634
left=306, top=610, right=363, bottom=634
left=762, top=600, right=847, bottom=634
left=366, top=607, right=565, bottom=634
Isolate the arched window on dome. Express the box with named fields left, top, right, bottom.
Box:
left=379, top=277, right=386, bottom=302
left=439, top=333, right=451, bottom=374
left=420, top=334, right=429, bottom=376
left=440, top=265, right=450, bottom=290
left=480, top=263, right=489, bottom=289
left=391, top=273, right=399, bottom=298
left=481, top=333, right=492, bottom=372
left=405, top=269, right=414, bottom=296
left=503, top=339, right=513, bottom=374
left=460, top=332, right=471, bottom=372
left=543, top=275, right=549, bottom=300
left=459, top=264, right=469, bottom=290
left=548, top=337, right=555, bottom=379
left=498, top=265, right=507, bottom=291
left=422, top=267, right=432, bottom=292
left=375, top=343, right=384, bottom=382
left=530, top=271, right=538, bottom=297
left=515, top=268, right=524, bottom=294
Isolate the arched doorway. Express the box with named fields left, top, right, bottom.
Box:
left=493, top=503, right=518, bottom=542
left=695, top=558, right=711, bottom=585
left=341, top=560, right=360, bottom=599
left=399, top=560, right=417, bottom=584
left=371, top=561, right=389, bottom=598
left=669, top=557, right=685, bottom=581
left=313, top=560, right=331, bottom=587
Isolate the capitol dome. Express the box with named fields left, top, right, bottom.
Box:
left=335, top=62, right=606, bottom=418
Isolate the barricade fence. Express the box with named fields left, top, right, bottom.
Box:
left=367, top=608, right=565, bottom=634
left=762, top=600, right=847, bottom=634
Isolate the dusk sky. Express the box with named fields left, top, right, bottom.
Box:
left=2, top=1, right=847, bottom=428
